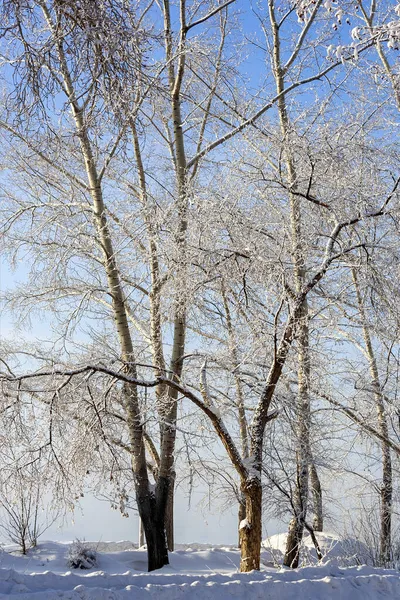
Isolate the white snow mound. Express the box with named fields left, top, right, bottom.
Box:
left=263, top=531, right=371, bottom=566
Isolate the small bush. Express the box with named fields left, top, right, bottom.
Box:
left=66, top=539, right=97, bottom=569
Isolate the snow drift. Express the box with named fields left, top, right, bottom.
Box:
left=0, top=538, right=398, bottom=599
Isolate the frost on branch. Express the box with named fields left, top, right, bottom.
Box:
left=325, top=2, right=400, bottom=55
left=295, top=0, right=319, bottom=23
left=351, top=18, right=400, bottom=51
left=386, top=19, right=400, bottom=50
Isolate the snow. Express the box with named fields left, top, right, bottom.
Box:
left=263, top=531, right=371, bottom=566
left=0, top=537, right=398, bottom=599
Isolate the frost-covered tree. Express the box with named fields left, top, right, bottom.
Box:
left=1, top=0, right=400, bottom=575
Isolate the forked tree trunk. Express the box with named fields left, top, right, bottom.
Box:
left=145, top=522, right=168, bottom=572
left=239, top=479, right=262, bottom=572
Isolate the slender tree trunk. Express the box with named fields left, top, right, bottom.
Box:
left=131, top=119, right=175, bottom=551
left=357, top=8, right=399, bottom=562
left=221, top=282, right=250, bottom=546
left=283, top=301, right=311, bottom=568
left=268, top=0, right=321, bottom=565
left=157, top=0, right=191, bottom=552
left=310, top=461, right=323, bottom=532
left=352, top=268, right=392, bottom=565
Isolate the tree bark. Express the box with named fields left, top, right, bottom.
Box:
left=138, top=518, right=145, bottom=548
left=239, top=479, right=262, bottom=572
left=165, top=470, right=175, bottom=552
left=157, top=0, right=191, bottom=553
left=310, top=461, right=323, bottom=532
left=285, top=516, right=303, bottom=568
left=138, top=484, right=169, bottom=571
left=238, top=495, right=246, bottom=548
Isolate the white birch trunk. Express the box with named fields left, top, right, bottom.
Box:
left=352, top=268, right=392, bottom=564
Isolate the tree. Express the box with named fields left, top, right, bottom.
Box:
left=1, top=0, right=400, bottom=574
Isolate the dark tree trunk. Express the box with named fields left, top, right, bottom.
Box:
left=21, top=537, right=27, bottom=555
left=136, top=477, right=170, bottom=571
left=380, top=461, right=392, bottom=564
left=143, top=517, right=169, bottom=572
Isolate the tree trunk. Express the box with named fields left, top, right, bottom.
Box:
left=41, top=3, right=168, bottom=571
left=165, top=471, right=175, bottom=551
left=310, top=461, right=323, bottom=532
left=285, top=516, right=304, bottom=568
left=221, top=283, right=250, bottom=550
left=137, top=477, right=169, bottom=571
left=238, top=495, right=246, bottom=548
left=283, top=303, right=311, bottom=567
left=138, top=518, right=145, bottom=547
left=141, top=512, right=168, bottom=571
left=239, top=479, right=262, bottom=572
left=352, top=268, right=392, bottom=565
left=283, top=444, right=309, bottom=568
left=21, top=537, right=27, bottom=555
left=380, top=461, right=392, bottom=565
left=269, top=2, right=316, bottom=566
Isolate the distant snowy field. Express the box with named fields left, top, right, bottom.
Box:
left=0, top=533, right=399, bottom=599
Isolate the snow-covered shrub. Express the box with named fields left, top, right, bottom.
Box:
left=66, top=540, right=97, bottom=569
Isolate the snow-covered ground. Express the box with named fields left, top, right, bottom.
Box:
left=0, top=535, right=398, bottom=599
